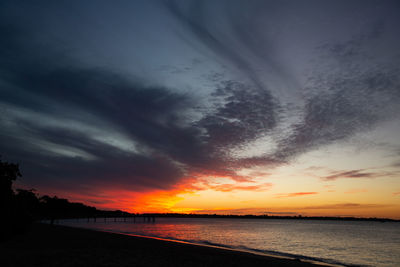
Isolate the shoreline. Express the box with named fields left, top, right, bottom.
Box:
left=0, top=223, right=341, bottom=267
left=97, top=229, right=344, bottom=267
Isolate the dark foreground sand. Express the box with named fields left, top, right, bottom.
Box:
left=1, top=223, right=329, bottom=267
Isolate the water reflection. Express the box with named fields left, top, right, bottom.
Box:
left=60, top=218, right=400, bottom=267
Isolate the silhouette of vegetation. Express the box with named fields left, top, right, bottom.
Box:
left=0, top=157, right=133, bottom=240
left=0, top=158, right=26, bottom=239
left=0, top=158, right=21, bottom=208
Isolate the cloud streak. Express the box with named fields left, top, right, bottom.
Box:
left=1, top=0, right=400, bottom=210
left=275, top=192, right=318, bottom=198
left=321, top=169, right=395, bottom=181
left=193, top=180, right=273, bottom=193
left=0, top=14, right=278, bottom=194
left=302, top=203, right=390, bottom=210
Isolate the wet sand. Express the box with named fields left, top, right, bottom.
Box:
left=1, top=223, right=329, bottom=267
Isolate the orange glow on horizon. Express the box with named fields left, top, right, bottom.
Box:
left=30, top=170, right=400, bottom=220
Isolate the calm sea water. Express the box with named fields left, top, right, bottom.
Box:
left=59, top=218, right=400, bottom=267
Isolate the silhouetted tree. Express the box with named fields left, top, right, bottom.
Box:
left=15, top=189, right=40, bottom=224
left=0, top=158, right=21, bottom=208
left=0, top=157, right=22, bottom=239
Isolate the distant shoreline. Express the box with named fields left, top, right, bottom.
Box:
left=1, top=223, right=336, bottom=267
left=136, top=213, right=400, bottom=222
left=52, top=212, right=400, bottom=223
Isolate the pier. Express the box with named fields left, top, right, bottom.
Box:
left=49, top=214, right=156, bottom=224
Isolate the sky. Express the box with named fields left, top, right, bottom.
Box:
left=1, top=0, right=400, bottom=219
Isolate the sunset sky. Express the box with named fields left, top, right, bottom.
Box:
left=1, top=0, right=400, bottom=219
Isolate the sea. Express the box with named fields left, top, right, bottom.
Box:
left=58, top=217, right=400, bottom=267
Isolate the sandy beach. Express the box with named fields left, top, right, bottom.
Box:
left=0, top=223, right=330, bottom=267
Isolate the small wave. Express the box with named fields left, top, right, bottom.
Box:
left=196, top=240, right=235, bottom=249
left=198, top=242, right=370, bottom=267
left=122, top=233, right=370, bottom=267
left=61, top=223, right=371, bottom=267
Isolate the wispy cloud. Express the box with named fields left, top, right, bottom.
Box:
left=322, top=169, right=392, bottom=181
left=303, top=203, right=389, bottom=210
left=345, top=189, right=368, bottom=194
left=391, top=161, right=400, bottom=168
left=190, top=178, right=273, bottom=193
left=207, top=182, right=273, bottom=193
left=275, top=192, right=318, bottom=198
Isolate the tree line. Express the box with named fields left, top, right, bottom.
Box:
left=0, top=158, right=130, bottom=239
